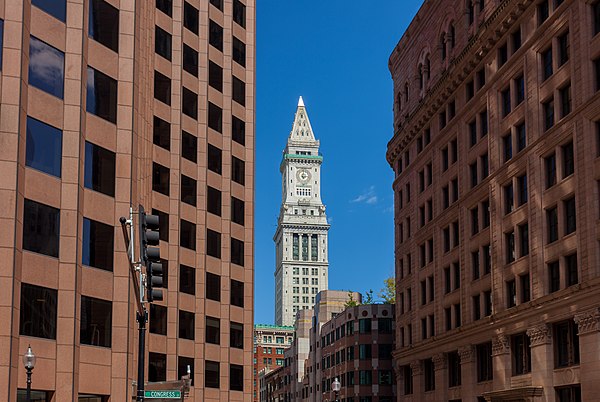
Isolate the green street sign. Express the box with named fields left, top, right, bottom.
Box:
left=144, top=390, right=182, bottom=399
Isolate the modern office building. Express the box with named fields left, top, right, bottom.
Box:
left=253, top=324, right=294, bottom=402
left=274, top=97, right=330, bottom=326
left=0, top=0, right=255, bottom=400
left=388, top=0, right=600, bottom=401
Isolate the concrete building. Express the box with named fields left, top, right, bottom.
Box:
left=274, top=97, right=330, bottom=326
left=387, top=0, right=600, bottom=401
left=253, top=324, right=294, bottom=402
left=0, top=0, right=255, bottom=400
left=260, top=366, right=286, bottom=402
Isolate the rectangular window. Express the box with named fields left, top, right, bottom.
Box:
left=208, top=60, right=223, bottom=92
left=209, top=20, right=223, bottom=51
left=153, top=115, right=170, bottom=150
left=539, top=0, right=549, bottom=24
left=152, top=162, right=169, bottom=195
left=512, top=333, right=531, bottom=375
left=231, top=197, right=245, bottom=226
left=182, top=87, right=198, bottom=119
left=359, top=318, right=371, bottom=333
left=480, top=110, right=488, bottom=137
left=482, top=200, right=490, bottom=228
left=506, top=230, right=515, bottom=264
left=154, top=70, right=171, bottom=105
left=205, top=361, right=220, bottom=388
left=559, top=84, right=571, bottom=118
left=80, top=295, right=111, bottom=347
left=181, top=131, right=197, bottom=163
left=477, top=342, right=493, bottom=382
left=207, top=144, right=222, bottom=174
left=156, top=0, right=172, bottom=16
left=230, top=364, right=243, bottom=391
left=150, top=303, right=167, bottom=335
left=504, top=182, right=514, bottom=215
left=82, top=217, right=114, bottom=271
left=20, top=283, right=57, bottom=339
left=233, top=76, right=246, bottom=106
left=206, top=272, right=220, bottom=301
left=208, top=102, right=223, bottom=133
left=25, top=116, right=62, bottom=178
left=183, top=44, right=198, bottom=76
left=549, top=260, right=560, bottom=292
left=542, top=47, right=553, bottom=80
left=507, top=279, right=517, bottom=308
left=517, top=174, right=528, bottom=206
left=32, top=0, right=66, bottom=21
left=545, top=153, right=557, bottom=188
left=554, top=320, right=580, bottom=368
left=503, top=133, right=513, bottom=162
left=232, top=156, right=245, bottom=186
left=87, top=67, right=117, bottom=123
left=520, top=273, right=531, bottom=302
left=424, top=359, right=435, bottom=391
left=232, top=115, right=246, bottom=146
left=178, top=264, right=195, bottom=295
left=543, top=98, right=555, bottom=131
left=595, top=57, right=600, bottom=92
left=359, top=370, right=373, bottom=386
left=565, top=253, right=578, bottom=286
left=473, top=294, right=481, bottom=320
left=562, top=141, right=574, bottom=177
left=498, top=43, right=508, bottom=67
left=519, top=223, right=529, bottom=257
left=84, top=142, right=116, bottom=197
left=206, top=228, right=221, bottom=258
left=470, top=162, right=478, bottom=188
left=89, top=0, right=119, bottom=52
left=232, top=36, right=246, bottom=67
left=448, top=351, right=461, bottom=387
left=149, top=353, right=166, bottom=382
left=29, top=36, right=65, bottom=99
left=180, top=219, right=196, bottom=251
left=512, top=27, right=522, bottom=51
left=231, top=237, right=244, bottom=266
left=501, top=87, right=511, bottom=117
left=233, top=0, right=246, bottom=28
left=469, top=120, right=477, bottom=146
left=471, top=206, right=479, bottom=236
left=547, top=206, right=559, bottom=243
left=595, top=0, right=600, bottom=35
left=556, top=385, right=582, bottom=402
left=403, top=366, right=413, bottom=395
left=564, top=196, right=576, bottom=234
left=231, top=322, right=244, bottom=349
left=183, top=2, right=199, bottom=34
left=472, top=250, right=480, bottom=280
left=205, top=317, right=220, bottom=344
left=516, top=122, right=526, bottom=151
left=558, top=30, right=569, bottom=67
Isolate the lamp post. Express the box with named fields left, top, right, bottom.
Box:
left=23, top=345, right=36, bottom=402
left=332, top=377, right=341, bottom=402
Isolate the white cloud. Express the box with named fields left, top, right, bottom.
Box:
left=351, top=186, right=378, bottom=205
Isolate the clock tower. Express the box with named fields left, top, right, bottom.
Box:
left=274, top=96, right=330, bottom=326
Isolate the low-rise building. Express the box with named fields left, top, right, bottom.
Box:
left=254, top=324, right=295, bottom=401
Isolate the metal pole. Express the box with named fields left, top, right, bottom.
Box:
left=25, top=368, right=31, bottom=402
left=136, top=310, right=147, bottom=402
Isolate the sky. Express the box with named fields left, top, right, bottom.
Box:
left=254, top=1, right=424, bottom=324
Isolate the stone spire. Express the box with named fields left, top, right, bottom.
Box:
left=287, top=96, right=318, bottom=147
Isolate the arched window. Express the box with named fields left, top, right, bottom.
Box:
left=468, top=1, right=475, bottom=25
left=405, top=82, right=409, bottom=103
left=450, top=24, right=456, bottom=49
left=425, top=56, right=431, bottom=81
left=418, top=64, right=424, bottom=90
left=440, top=33, right=447, bottom=60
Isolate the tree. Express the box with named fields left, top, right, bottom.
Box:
left=344, top=291, right=359, bottom=308
left=379, top=276, right=396, bottom=304
left=363, top=289, right=375, bottom=304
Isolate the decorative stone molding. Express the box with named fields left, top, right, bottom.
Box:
left=458, top=345, right=475, bottom=364
left=433, top=353, right=447, bottom=371
left=526, top=324, right=552, bottom=346
left=410, top=360, right=423, bottom=375
left=492, top=334, right=510, bottom=356
left=574, top=308, right=600, bottom=335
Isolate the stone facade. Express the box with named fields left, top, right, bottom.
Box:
left=274, top=97, right=330, bottom=326
left=388, top=0, right=600, bottom=401
left=253, top=325, right=294, bottom=402
left=0, top=0, right=255, bottom=400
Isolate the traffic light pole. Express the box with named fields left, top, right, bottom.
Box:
left=136, top=310, right=147, bottom=402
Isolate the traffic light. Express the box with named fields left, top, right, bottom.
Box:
left=139, top=204, right=163, bottom=302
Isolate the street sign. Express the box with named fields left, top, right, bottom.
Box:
left=144, top=390, right=182, bottom=399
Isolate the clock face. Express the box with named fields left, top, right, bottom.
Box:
left=296, top=169, right=311, bottom=183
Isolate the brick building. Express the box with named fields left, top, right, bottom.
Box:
left=0, top=0, right=255, bottom=400
left=387, top=0, right=600, bottom=401
left=254, top=325, right=294, bottom=401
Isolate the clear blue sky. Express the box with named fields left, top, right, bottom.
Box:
left=254, top=1, right=424, bottom=324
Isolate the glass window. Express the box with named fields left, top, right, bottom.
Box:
left=543, top=98, right=554, bottom=131
left=181, top=131, right=197, bottom=162
left=154, top=70, right=171, bottom=105
left=230, top=322, right=243, bottom=349
left=208, top=102, right=222, bottom=132
left=84, top=141, right=115, bottom=197
left=554, top=320, right=580, bottom=368
left=232, top=115, right=246, bottom=146
left=80, top=295, right=112, bottom=347
left=82, top=217, right=114, bottom=271
left=231, top=279, right=244, bottom=307
left=153, top=115, right=170, bottom=150
left=230, top=364, right=243, bottom=391
left=359, top=318, right=371, bottom=333
left=32, top=0, right=66, bottom=22
left=208, top=61, right=223, bottom=92
left=547, top=206, right=559, bottom=243
left=29, top=36, right=64, bottom=99
left=231, top=157, right=245, bottom=187
left=231, top=237, right=244, bottom=266
left=512, top=333, right=531, bottom=375
left=155, top=26, right=172, bottom=60
left=25, top=116, right=62, bottom=177
left=560, top=84, right=572, bottom=118
left=183, top=2, right=199, bottom=34
left=148, top=352, right=166, bottom=382
left=152, top=162, right=170, bottom=195
left=182, top=44, right=198, bottom=76
left=205, top=361, right=220, bottom=388
left=233, top=0, right=246, bottom=28
left=179, top=264, right=195, bottom=295
left=209, top=20, right=223, bottom=51
left=231, top=197, right=244, bottom=226
left=180, top=219, right=196, bottom=250
left=180, top=174, right=196, bottom=206
left=156, top=0, right=172, bottom=17
left=89, top=0, right=119, bottom=52
left=210, top=0, right=222, bottom=9
left=207, top=144, right=222, bottom=174
left=207, top=228, right=221, bottom=258
left=232, top=37, right=246, bottom=67
left=558, top=30, right=569, bottom=67
left=17, top=390, right=52, bottom=402
left=20, top=283, right=57, bottom=339
left=549, top=260, right=560, bottom=292
left=564, top=196, right=576, bottom=235
left=178, top=310, right=194, bottom=340
left=182, top=87, right=198, bottom=119
left=150, top=303, right=167, bottom=335
left=206, top=272, right=220, bottom=301
left=542, top=47, right=553, bottom=80
left=178, top=356, right=194, bottom=383
left=151, top=208, right=169, bottom=242
left=232, top=76, right=245, bottom=106
left=545, top=153, right=557, bottom=188
left=477, top=342, right=493, bottom=382
left=23, top=199, right=60, bottom=258
left=206, top=317, right=220, bottom=344
left=207, top=186, right=222, bottom=216
left=562, top=141, right=574, bottom=177
left=87, top=67, right=117, bottom=123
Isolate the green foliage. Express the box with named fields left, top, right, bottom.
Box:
left=344, top=290, right=359, bottom=308
left=378, top=276, right=396, bottom=304
left=363, top=289, right=374, bottom=304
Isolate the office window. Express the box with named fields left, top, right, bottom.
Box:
left=208, top=102, right=222, bottom=133
left=512, top=27, right=522, bottom=51
left=480, top=110, right=488, bottom=136
left=84, top=142, right=115, bottom=197
left=206, top=317, right=220, bottom=344
left=520, top=273, right=530, bottom=302
left=232, top=115, right=246, bottom=146
left=503, top=133, right=513, bottom=162
left=231, top=237, right=244, bottom=266
left=206, top=229, right=221, bottom=258
left=516, top=122, right=526, bottom=151
left=230, top=364, right=244, bottom=391
left=519, top=223, right=529, bottom=257
left=233, top=37, right=246, bottom=67
left=149, top=353, right=166, bottom=382
left=233, top=0, right=246, bottom=28
left=25, top=116, right=62, bottom=178
left=517, top=174, right=527, bottom=206
left=87, top=67, right=117, bottom=123
left=545, top=153, right=557, bottom=188
left=549, top=260, right=560, bottom=292
left=472, top=250, right=480, bottom=280
left=89, top=0, right=119, bottom=52
left=179, top=264, right=195, bottom=295
left=181, top=131, right=197, bottom=162
left=595, top=57, right=600, bottom=92
left=180, top=175, right=196, bottom=207
left=562, top=141, right=574, bottom=177
left=156, top=0, right=172, bottom=16
left=402, top=365, right=413, bottom=395
left=182, top=44, right=198, bottom=76
left=232, top=76, right=246, bottom=106
left=507, top=279, right=517, bottom=308
left=178, top=357, right=194, bottom=383
left=477, top=68, right=486, bottom=88
left=209, top=0, right=222, bottom=10
left=547, top=206, right=559, bottom=243
left=230, top=322, right=244, bottom=349
left=82, top=217, right=114, bottom=271
left=512, top=333, right=531, bottom=375
left=205, top=361, right=220, bottom=389
left=180, top=219, right=196, bottom=250
left=504, top=182, right=514, bottom=215
left=470, top=162, right=478, bottom=188
left=209, top=20, right=223, bottom=51
left=424, top=359, right=435, bottom=391
left=208, top=61, right=223, bottom=92
left=207, top=186, right=221, bottom=216
left=178, top=310, right=194, bottom=340
left=506, top=230, right=515, bottom=264
left=559, top=84, right=571, bottom=118
left=182, top=87, right=198, bottom=119
left=558, top=30, right=569, bottom=66
left=20, top=283, right=57, bottom=339
left=154, top=70, right=171, bottom=105
left=556, top=385, right=582, bottom=402
left=32, top=0, right=66, bottom=21
left=359, top=370, right=373, bottom=386
left=469, top=120, right=477, bottom=146
left=499, top=43, right=508, bottom=67
left=150, top=303, right=167, bottom=335
left=359, top=344, right=372, bottom=360
left=153, top=116, right=170, bottom=150
left=564, top=196, right=576, bottom=234
left=359, top=318, right=371, bottom=333
left=539, top=0, right=549, bottom=24
left=565, top=253, right=578, bottom=286
left=232, top=156, right=245, bottom=185
left=183, top=2, right=199, bottom=34
left=29, top=36, right=64, bottom=99
left=554, top=320, right=580, bottom=368
left=206, top=272, right=220, bottom=301
left=231, top=279, right=244, bottom=307
left=80, top=296, right=112, bottom=347
left=448, top=351, right=461, bottom=387
left=501, top=87, right=511, bottom=117
left=477, top=342, right=493, bottom=382
left=232, top=197, right=245, bottom=226
left=152, top=162, right=169, bottom=195
left=207, top=144, right=222, bottom=175
left=542, top=47, right=553, bottom=80
left=481, top=153, right=489, bottom=178
left=543, top=98, right=554, bottom=131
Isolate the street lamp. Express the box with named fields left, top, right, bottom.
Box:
left=23, top=345, right=36, bottom=402
left=332, top=377, right=341, bottom=402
